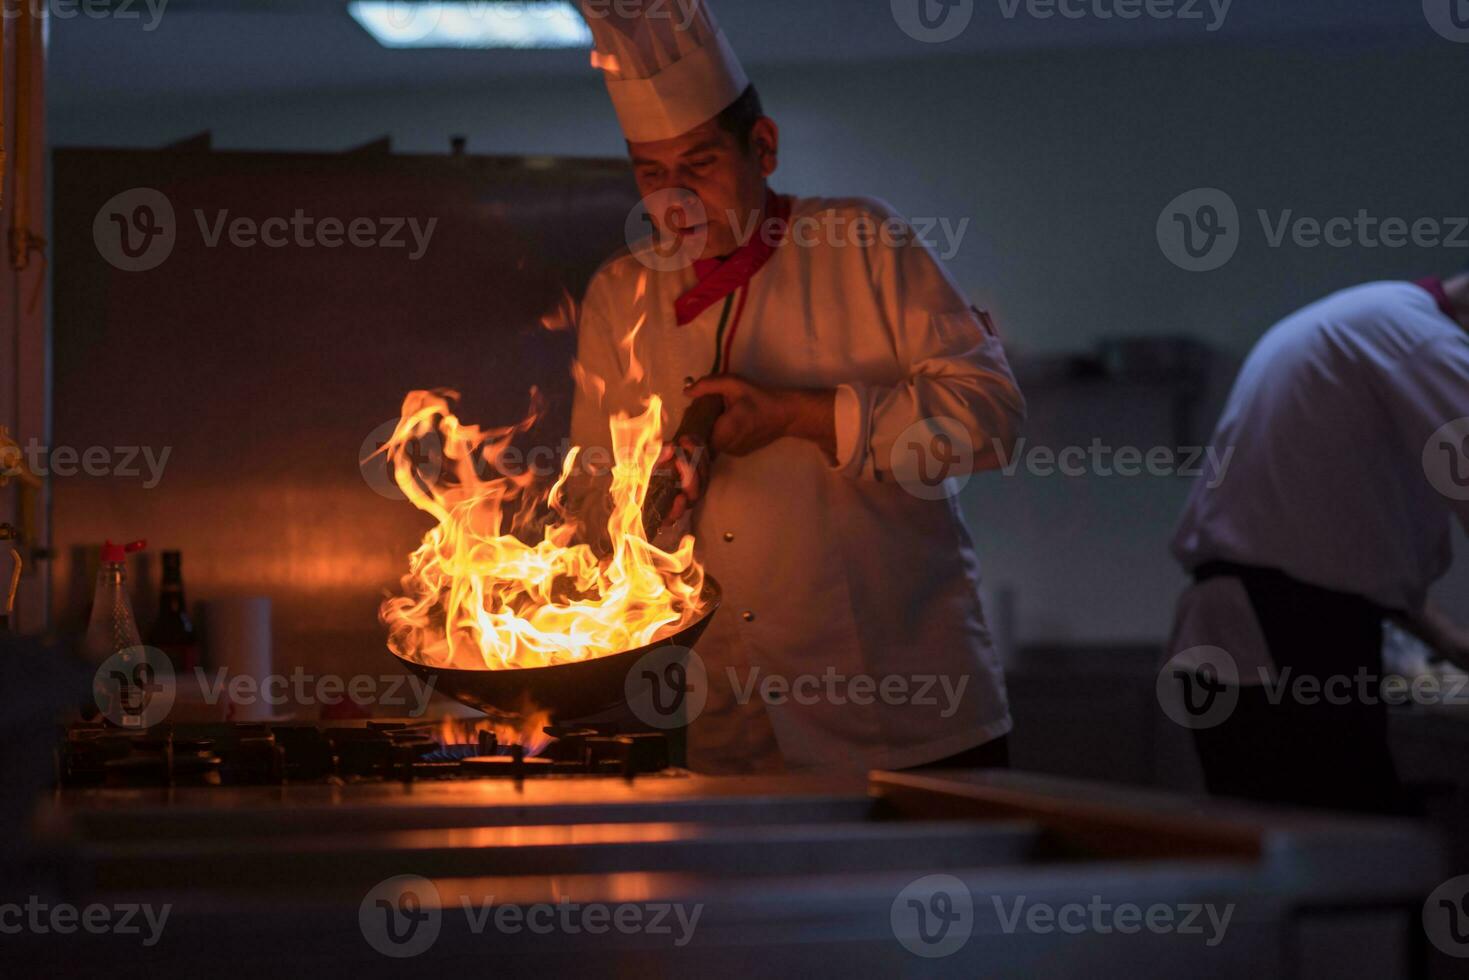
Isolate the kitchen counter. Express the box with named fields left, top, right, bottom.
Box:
left=16, top=769, right=1443, bottom=979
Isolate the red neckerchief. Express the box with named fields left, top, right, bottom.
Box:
left=1416, top=277, right=1455, bottom=321
left=674, top=190, right=791, bottom=327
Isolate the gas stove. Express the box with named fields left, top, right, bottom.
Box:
left=58, top=719, right=675, bottom=789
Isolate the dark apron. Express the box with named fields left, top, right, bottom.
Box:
left=1189, top=561, right=1411, bottom=816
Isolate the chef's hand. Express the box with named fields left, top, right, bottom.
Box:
left=656, top=435, right=710, bottom=523
left=1435, top=622, right=1469, bottom=673
left=683, top=375, right=837, bottom=459
left=1402, top=600, right=1469, bottom=672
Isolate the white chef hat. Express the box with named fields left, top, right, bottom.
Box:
left=578, top=0, right=749, bottom=144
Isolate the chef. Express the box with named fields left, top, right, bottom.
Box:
left=1170, top=270, right=1469, bottom=815
left=570, top=0, right=1026, bottom=774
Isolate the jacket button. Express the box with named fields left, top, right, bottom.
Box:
left=723, top=532, right=735, bottom=543
left=742, top=610, right=755, bottom=623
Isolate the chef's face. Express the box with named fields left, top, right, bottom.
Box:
left=628, top=115, right=779, bottom=261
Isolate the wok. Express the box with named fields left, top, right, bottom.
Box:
left=390, top=577, right=721, bottom=722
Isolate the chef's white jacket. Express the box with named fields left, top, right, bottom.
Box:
left=1173, top=280, right=1469, bottom=617
left=572, top=195, right=1025, bottom=773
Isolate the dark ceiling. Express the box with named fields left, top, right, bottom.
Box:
left=51, top=0, right=1445, bottom=104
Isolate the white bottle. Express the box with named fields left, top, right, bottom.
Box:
left=83, top=539, right=146, bottom=664
left=84, top=539, right=150, bottom=728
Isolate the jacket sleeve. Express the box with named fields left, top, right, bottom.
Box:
left=1387, top=332, right=1469, bottom=534
left=829, top=204, right=1026, bottom=483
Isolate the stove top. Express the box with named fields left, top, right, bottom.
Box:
left=58, top=719, right=674, bottom=788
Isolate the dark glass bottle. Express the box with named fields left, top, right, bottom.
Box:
left=147, top=550, right=199, bottom=672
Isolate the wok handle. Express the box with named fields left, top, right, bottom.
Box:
left=642, top=394, right=725, bottom=539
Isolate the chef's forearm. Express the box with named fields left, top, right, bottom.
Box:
left=782, top=388, right=837, bottom=461
left=1397, top=599, right=1469, bottom=667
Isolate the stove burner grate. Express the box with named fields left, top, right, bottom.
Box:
left=58, top=720, right=672, bottom=789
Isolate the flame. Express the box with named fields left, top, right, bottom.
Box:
left=377, top=380, right=706, bottom=673
left=538, top=289, right=579, bottom=333
left=622, top=275, right=650, bottom=386
left=440, top=712, right=553, bottom=757
left=590, top=50, right=622, bottom=75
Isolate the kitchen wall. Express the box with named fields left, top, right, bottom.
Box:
left=48, top=36, right=1469, bottom=647
left=51, top=145, right=640, bottom=680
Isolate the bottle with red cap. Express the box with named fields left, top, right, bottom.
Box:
left=83, top=539, right=147, bottom=666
